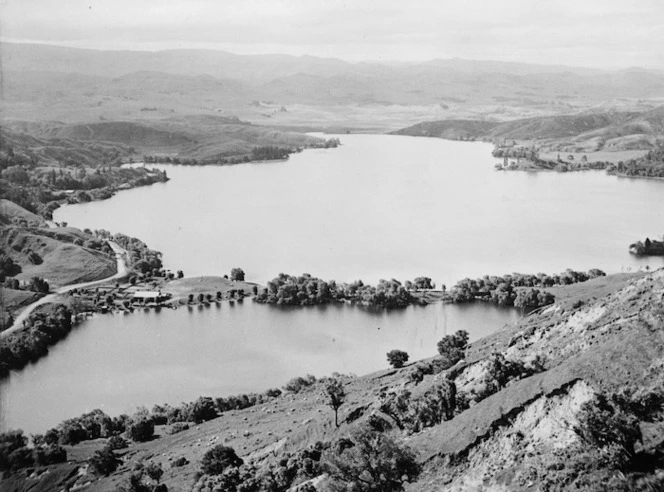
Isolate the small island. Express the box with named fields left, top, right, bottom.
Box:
left=629, top=236, right=664, bottom=256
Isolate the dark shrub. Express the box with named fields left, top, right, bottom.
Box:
left=386, top=349, right=409, bottom=368
left=127, top=418, right=154, bottom=442
left=201, top=445, right=243, bottom=475
left=188, top=397, right=218, bottom=424
left=108, top=435, right=129, bottom=450
left=437, top=330, right=469, bottom=365
left=324, top=425, right=420, bottom=491
left=171, top=456, right=189, bottom=468
left=167, top=422, right=189, bottom=435
left=88, top=445, right=121, bottom=476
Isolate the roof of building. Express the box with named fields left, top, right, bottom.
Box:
left=133, top=291, right=163, bottom=298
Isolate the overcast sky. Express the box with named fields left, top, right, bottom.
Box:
left=1, top=0, right=662, bottom=69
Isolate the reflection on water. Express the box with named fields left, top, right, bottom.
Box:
left=0, top=301, right=518, bottom=433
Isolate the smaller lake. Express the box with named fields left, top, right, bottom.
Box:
left=0, top=301, right=518, bottom=434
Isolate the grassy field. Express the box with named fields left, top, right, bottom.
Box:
left=161, top=276, right=260, bottom=303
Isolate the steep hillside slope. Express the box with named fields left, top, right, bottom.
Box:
left=2, top=270, right=662, bottom=491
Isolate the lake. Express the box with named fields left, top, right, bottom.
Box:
left=2, top=134, right=663, bottom=433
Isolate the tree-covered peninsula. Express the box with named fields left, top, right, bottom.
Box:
left=254, top=273, right=422, bottom=308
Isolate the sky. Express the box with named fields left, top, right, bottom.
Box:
left=1, top=0, right=663, bottom=69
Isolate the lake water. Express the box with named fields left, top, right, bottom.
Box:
left=2, top=134, right=663, bottom=433
left=0, top=301, right=516, bottom=433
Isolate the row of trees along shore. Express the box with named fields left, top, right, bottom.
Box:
left=5, top=318, right=656, bottom=491
left=254, top=273, right=431, bottom=308
left=493, top=144, right=664, bottom=177
left=141, top=139, right=341, bottom=166
left=448, top=268, right=606, bottom=310
left=0, top=327, right=552, bottom=489
left=254, top=269, right=604, bottom=310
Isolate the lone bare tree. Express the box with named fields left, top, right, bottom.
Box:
left=325, top=378, right=346, bottom=428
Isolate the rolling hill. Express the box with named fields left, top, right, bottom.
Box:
left=1, top=116, right=325, bottom=163
left=2, top=42, right=664, bottom=128
left=393, top=107, right=664, bottom=151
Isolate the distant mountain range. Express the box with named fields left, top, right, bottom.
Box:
left=2, top=42, right=664, bottom=126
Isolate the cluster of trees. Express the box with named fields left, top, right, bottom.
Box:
left=629, top=236, right=664, bottom=256
left=101, top=231, right=163, bottom=275
left=29, top=384, right=288, bottom=455
left=42, top=166, right=169, bottom=193
left=448, top=269, right=605, bottom=308
left=0, top=252, right=21, bottom=282
left=250, top=146, right=291, bottom=161
left=492, top=145, right=539, bottom=160
left=607, top=147, right=664, bottom=178
left=128, top=461, right=167, bottom=492
left=380, top=378, right=457, bottom=434
left=0, top=137, right=167, bottom=218
left=149, top=387, right=287, bottom=427
left=315, top=138, right=341, bottom=149
left=229, top=267, right=245, bottom=281
left=143, top=155, right=200, bottom=165
left=50, top=409, right=131, bottom=446
left=0, top=304, right=73, bottom=378
left=194, top=442, right=323, bottom=492
left=194, top=425, right=418, bottom=492
left=255, top=273, right=420, bottom=309
left=283, top=374, right=318, bottom=393
left=1, top=161, right=167, bottom=218
left=513, top=288, right=555, bottom=312
left=495, top=143, right=664, bottom=178
left=387, top=349, right=410, bottom=368
left=0, top=430, right=67, bottom=473
left=404, top=277, right=435, bottom=290
left=28, top=276, right=50, bottom=293
left=187, top=289, right=248, bottom=304
left=88, top=445, right=122, bottom=477
left=437, top=330, right=470, bottom=367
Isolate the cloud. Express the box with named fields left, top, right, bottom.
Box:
left=1, top=0, right=662, bottom=68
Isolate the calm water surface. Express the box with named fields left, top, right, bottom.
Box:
left=55, top=135, right=663, bottom=283
left=2, top=134, right=663, bottom=433
left=0, top=301, right=517, bottom=433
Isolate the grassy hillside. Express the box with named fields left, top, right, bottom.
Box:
left=2, top=116, right=325, bottom=163
left=393, top=107, right=664, bottom=153
left=2, top=270, right=662, bottom=491
left=1, top=226, right=116, bottom=289
left=0, top=199, right=45, bottom=226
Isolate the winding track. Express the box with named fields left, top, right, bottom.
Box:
left=1, top=241, right=128, bottom=339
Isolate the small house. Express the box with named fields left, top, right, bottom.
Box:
left=133, top=291, right=168, bottom=304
